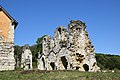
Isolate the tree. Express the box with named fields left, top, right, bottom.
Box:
left=95, top=53, right=120, bottom=70
left=14, top=45, right=22, bottom=68
left=30, top=35, right=46, bottom=68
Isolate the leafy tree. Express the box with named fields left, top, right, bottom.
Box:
left=96, top=53, right=120, bottom=70
left=14, top=45, right=22, bottom=68
left=30, top=35, right=46, bottom=68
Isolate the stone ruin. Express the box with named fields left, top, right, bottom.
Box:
left=21, top=44, right=32, bottom=70
left=38, top=20, right=100, bottom=72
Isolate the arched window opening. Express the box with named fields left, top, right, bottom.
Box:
left=83, top=64, right=89, bottom=71
left=61, top=56, right=68, bottom=69
left=50, top=62, right=55, bottom=70
left=42, top=58, right=45, bottom=69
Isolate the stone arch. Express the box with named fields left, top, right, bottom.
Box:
left=58, top=28, right=62, bottom=34
left=61, top=56, right=68, bottom=69
left=50, top=62, right=55, bottom=70
left=42, top=58, right=45, bottom=69
left=83, top=64, right=89, bottom=71
left=44, top=38, right=46, bottom=42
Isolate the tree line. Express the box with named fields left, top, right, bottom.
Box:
left=96, top=53, right=120, bottom=70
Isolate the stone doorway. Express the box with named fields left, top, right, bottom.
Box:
left=50, top=62, right=55, bottom=70
left=83, top=64, right=89, bottom=71
left=42, top=58, right=45, bottom=69
left=61, top=56, right=68, bottom=69
left=28, top=64, right=30, bottom=69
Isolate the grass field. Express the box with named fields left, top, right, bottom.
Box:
left=0, top=70, right=120, bottom=80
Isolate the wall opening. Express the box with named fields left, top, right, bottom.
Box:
left=42, top=58, right=45, bottom=69
left=83, top=64, right=89, bottom=71
left=76, top=67, right=80, bottom=70
left=28, top=64, right=30, bottom=69
left=50, top=62, right=55, bottom=70
left=44, top=38, right=46, bottom=42
left=58, top=28, right=61, bottom=34
left=70, top=64, right=73, bottom=69
left=61, top=56, right=68, bottom=69
left=92, top=62, right=96, bottom=67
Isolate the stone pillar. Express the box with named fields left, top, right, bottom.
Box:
left=21, top=44, right=32, bottom=70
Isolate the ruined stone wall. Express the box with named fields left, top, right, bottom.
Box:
left=21, top=44, right=32, bottom=70
left=38, top=20, right=100, bottom=72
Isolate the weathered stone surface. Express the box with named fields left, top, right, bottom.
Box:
left=21, top=44, right=32, bottom=70
left=0, top=42, right=15, bottom=71
left=38, top=20, right=100, bottom=72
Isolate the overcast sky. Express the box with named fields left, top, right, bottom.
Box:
left=0, top=0, right=120, bottom=55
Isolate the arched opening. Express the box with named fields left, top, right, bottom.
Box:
left=61, top=56, right=68, bottom=69
left=28, top=64, right=30, bottom=69
left=76, top=67, right=80, bottom=70
left=44, top=38, right=46, bottom=42
left=42, top=58, right=45, bottom=69
left=50, top=62, right=55, bottom=70
left=58, top=28, right=61, bottom=34
left=83, top=64, right=89, bottom=71
left=70, top=64, right=73, bottom=69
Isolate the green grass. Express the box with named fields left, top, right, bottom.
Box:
left=0, top=70, right=120, bottom=80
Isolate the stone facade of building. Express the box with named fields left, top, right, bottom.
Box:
left=0, top=6, right=18, bottom=71
left=21, top=44, right=32, bottom=70
left=38, top=20, right=100, bottom=72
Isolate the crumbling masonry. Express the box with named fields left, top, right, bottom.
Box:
left=21, top=44, right=32, bottom=70
left=38, top=20, right=100, bottom=72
